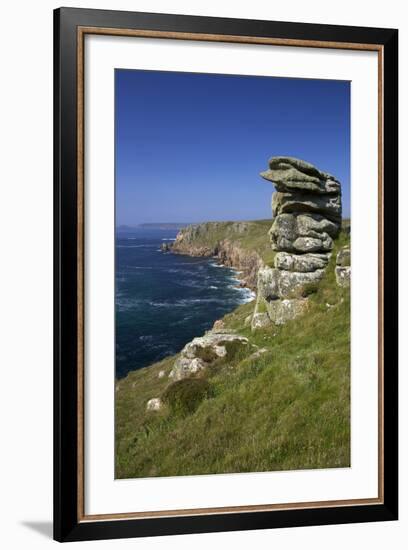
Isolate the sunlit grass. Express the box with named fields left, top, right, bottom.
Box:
left=115, top=225, right=350, bottom=479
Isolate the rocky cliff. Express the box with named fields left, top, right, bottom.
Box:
left=171, top=221, right=267, bottom=290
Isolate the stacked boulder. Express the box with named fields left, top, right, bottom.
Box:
left=252, top=156, right=342, bottom=328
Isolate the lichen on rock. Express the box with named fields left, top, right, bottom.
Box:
left=335, top=246, right=351, bottom=287
left=146, top=397, right=163, bottom=412
left=169, top=332, right=249, bottom=380
left=252, top=156, right=343, bottom=329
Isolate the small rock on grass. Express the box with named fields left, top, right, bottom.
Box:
left=146, top=397, right=162, bottom=412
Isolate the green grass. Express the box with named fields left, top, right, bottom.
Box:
left=115, top=225, right=350, bottom=479
left=179, top=219, right=276, bottom=265
left=228, top=220, right=276, bottom=265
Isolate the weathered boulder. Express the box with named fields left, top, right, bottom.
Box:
left=269, top=212, right=339, bottom=252
left=212, top=319, right=225, bottom=332
left=292, top=235, right=333, bottom=253
left=257, top=265, right=325, bottom=300
left=261, top=156, right=340, bottom=195
left=251, top=312, right=271, bottom=330
left=169, top=357, right=206, bottom=381
left=275, top=252, right=330, bottom=272
left=276, top=268, right=325, bottom=298
left=335, top=266, right=351, bottom=287
left=146, top=397, right=163, bottom=412
left=335, top=247, right=351, bottom=287
left=336, top=247, right=351, bottom=267
left=257, top=266, right=280, bottom=300
left=297, top=214, right=340, bottom=238
left=269, top=213, right=298, bottom=248
left=272, top=192, right=342, bottom=223
left=169, top=332, right=249, bottom=380
left=253, top=156, right=343, bottom=329
left=266, top=298, right=308, bottom=325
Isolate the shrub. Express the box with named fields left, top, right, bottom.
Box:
left=162, top=378, right=213, bottom=416
left=194, top=346, right=218, bottom=363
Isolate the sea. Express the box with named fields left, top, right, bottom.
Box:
left=115, top=227, right=255, bottom=379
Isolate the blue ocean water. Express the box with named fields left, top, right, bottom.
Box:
left=115, top=228, right=255, bottom=379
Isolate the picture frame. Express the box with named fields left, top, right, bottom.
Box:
left=53, top=7, right=398, bottom=542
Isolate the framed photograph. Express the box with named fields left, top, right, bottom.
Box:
left=54, top=7, right=398, bottom=542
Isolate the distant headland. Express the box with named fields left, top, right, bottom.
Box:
left=117, top=223, right=191, bottom=231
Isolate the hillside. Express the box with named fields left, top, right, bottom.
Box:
left=115, top=220, right=350, bottom=479
left=171, top=219, right=274, bottom=261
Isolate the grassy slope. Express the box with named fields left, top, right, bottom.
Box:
left=178, top=219, right=275, bottom=265
left=115, top=226, right=350, bottom=479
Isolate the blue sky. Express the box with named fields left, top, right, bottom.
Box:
left=115, top=69, right=350, bottom=225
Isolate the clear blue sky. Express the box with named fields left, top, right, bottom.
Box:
left=115, top=69, right=350, bottom=225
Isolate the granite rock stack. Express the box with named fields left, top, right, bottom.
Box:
left=252, top=157, right=342, bottom=328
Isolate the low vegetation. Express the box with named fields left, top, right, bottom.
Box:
left=179, top=219, right=275, bottom=265
left=115, top=226, right=350, bottom=479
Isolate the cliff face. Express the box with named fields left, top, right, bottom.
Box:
left=171, top=221, right=266, bottom=290
left=216, top=240, right=262, bottom=290
left=171, top=222, right=222, bottom=256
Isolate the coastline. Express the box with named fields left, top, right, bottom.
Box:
left=116, top=227, right=258, bottom=379
left=207, top=259, right=256, bottom=304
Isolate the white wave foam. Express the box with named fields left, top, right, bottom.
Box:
left=139, top=335, right=154, bottom=343
left=123, top=265, right=154, bottom=270
left=239, top=288, right=256, bottom=303
left=149, top=297, right=227, bottom=308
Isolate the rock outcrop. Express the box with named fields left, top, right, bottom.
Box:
left=335, top=246, right=351, bottom=287
left=253, top=156, right=342, bottom=328
left=146, top=397, right=163, bottom=412
left=169, top=331, right=249, bottom=381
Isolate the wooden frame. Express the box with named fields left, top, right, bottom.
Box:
left=54, top=7, right=398, bottom=542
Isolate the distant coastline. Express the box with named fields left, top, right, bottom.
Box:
left=117, top=223, right=191, bottom=231
left=117, top=218, right=350, bottom=233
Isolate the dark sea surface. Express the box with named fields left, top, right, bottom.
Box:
left=115, top=228, right=255, bottom=379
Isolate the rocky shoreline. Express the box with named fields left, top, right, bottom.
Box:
left=164, top=221, right=264, bottom=291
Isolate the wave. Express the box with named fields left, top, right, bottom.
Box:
left=148, top=297, right=230, bottom=308
left=238, top=288, right=256, bottom=303
left=116, top=297, right=145, bottom=312
left=139, top=334, right=154, bottom=342
left=166, top=268, right=200, bottom=275
left=176, top=279, right=205, bottom=289
left=161, top=238, right=176, bottom=241
left=122, top=265, right=154, bottom=270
